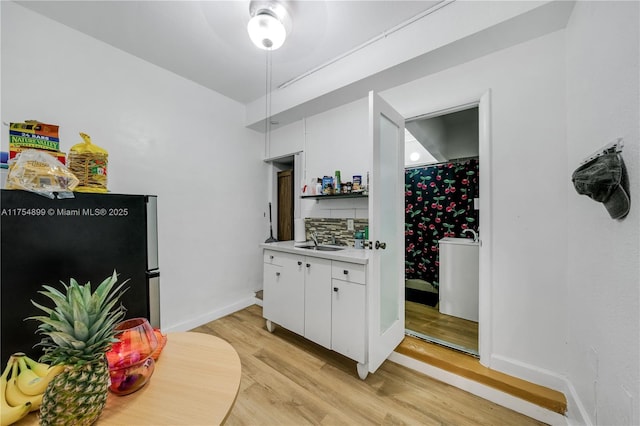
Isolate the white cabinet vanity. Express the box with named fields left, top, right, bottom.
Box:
left=261, top=93, right=406, bottom=380
left=261, top=242, right=370, bottom=379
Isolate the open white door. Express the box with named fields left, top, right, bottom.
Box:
left=367, top=91, right=405, bottom=375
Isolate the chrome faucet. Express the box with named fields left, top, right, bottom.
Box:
left=310, top=231, right=319, bottom=247
left=462, top=229, right=478, bottom=242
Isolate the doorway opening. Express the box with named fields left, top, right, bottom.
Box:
left=277, top=169, right=294, bottom=241
left=269, top=155, right=298, bottom=242
left=403, top=104, right=480, bottom=357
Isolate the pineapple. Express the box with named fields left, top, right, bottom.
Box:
left=28, top=270, right=127, bottom=426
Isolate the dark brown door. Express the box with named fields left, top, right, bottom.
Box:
left=277, top=170, right=294, bottom=241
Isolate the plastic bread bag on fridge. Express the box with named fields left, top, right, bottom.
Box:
left=68, top=132, right=108, bottom=193
left=6, top=148, right=79, bottom=199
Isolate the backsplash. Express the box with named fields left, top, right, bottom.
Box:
left=304, top=218, right=369, bottom=247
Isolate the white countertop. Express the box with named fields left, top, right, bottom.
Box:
left=260, top=240, right=370, bottom=264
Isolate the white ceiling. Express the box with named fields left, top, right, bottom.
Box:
left=16, top=0, right=442, bottom=105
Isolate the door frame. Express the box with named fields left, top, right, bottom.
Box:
left=266, top=152, right=303, bottom=240
left=402, top=90, right=493, bottom=365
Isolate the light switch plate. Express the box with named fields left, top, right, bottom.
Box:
left=347, top=219, right=354, bottom=231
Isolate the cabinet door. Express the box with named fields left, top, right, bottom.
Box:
left=331, top=279, right=366, bottom=363
left=304, top=257, right=332, bottom=348
left=264, top=254, right=304, bottom=336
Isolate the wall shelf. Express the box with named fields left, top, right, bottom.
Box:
left=301, top=193, right=368, bottom=200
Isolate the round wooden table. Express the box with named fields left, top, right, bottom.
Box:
left=17, top=332, right=242, bottom=425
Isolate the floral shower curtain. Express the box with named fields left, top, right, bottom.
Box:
left=405, top=159, right=479, bottom=288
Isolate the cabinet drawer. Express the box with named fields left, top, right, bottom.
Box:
left=332, top=261, right=366, bottom=285
left=264, top=250, right=295, bottom=266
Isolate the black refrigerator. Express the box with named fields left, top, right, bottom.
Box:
left=0, top=190, right=160, bottom=369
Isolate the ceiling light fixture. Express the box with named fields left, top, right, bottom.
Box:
left=410, top=152, right=421, bottom=161
left=247, top=1, right=291, bottom=50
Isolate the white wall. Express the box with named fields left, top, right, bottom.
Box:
left=269, top=99, right=370, bottom=220
left=268, top=27, right=574, bottom=400
left=384, top=30, right=569, bottom=388
left=407, top=109, right=479, bottom=161
left=406, top=118, right=448, bottom=161
left=381, top=3, right=640, bottom=423
left=4, top=2, right=638, bottom=423
left=565, top=2, right=640, bottom=425
left=444, top=114, right=479, bottom=160
left=303, top=98, right=369, bottom=219
left=263, top=4, right=640, bottom=424
left=1, top=2, right=267, bottom=332
left=246, top=0, right=572, bottom=129
left=265, top=119, right=304, bottom=160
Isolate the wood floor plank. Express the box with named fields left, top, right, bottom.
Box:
left=191, top=306, right=547, bottom=425
left=405, top=300, right=478, bottom=352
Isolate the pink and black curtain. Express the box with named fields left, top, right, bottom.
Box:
left=405, top=158, right=479, bottom=289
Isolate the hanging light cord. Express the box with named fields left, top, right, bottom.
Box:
left=264, top=49, right=273, bottom=156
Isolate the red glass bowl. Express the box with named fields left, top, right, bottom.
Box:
left=108, top=355, right=155, bottom=396
left=107, top=318, right=159, bottom=395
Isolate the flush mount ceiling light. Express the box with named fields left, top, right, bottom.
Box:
left=248, top=0, right=291, bottom=50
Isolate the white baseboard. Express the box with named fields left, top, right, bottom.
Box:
left=161, top=295, right=256, bottom=333
left=564, top=379, right=593, bottom=426
left=490, top=353, right=566, bottom=394
left=388, top=351, right=568, bottom=426
left=489, top=353, right=591, bottom=426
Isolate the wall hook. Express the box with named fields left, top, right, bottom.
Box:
left=579, top=138, right=624, bottom=165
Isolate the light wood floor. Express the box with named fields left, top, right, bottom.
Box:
left=191, top=305, right=546, bottom=425
left=405, top=300, right=479, bottom=353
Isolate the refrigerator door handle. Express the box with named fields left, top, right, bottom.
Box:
left=146, top=196, right=159, bottom=271
left=147, top=270, right=161, bottom=329
left=146, top=270, right=160, bottom=278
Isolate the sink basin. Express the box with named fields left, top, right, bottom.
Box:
left=298, top=245, right=344, bottom=251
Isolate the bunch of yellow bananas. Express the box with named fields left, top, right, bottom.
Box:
left=1, top=353, right=64, bottom=426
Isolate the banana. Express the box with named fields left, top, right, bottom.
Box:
left=5, top=359, right=43, bottom=412
left=21, top=355, right=53, bottom=378
left=1, top=358, right=32, bottom=426
left=15, top=357, right=63, bottom=396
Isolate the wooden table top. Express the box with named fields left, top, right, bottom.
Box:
left=17, top=331, right=242, bottom=425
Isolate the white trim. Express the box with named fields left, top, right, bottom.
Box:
left=477, top=89, right=493, bottom=365
left=388, top=351, right=568, bottom=426
left=263, top=151, right=302, bottom=163
left=407, top=100, right=480, bottom=122
left=161, top=295, right=256, bottom=333
left=293, top=152, right=303, bottom=219
left=564, top=380, right=593, bottom=426
left=490, top=353, right=568, bottom=395
left=402, top=90, right=493, bottom=366
left=489, top=353, right=592, bottom=426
